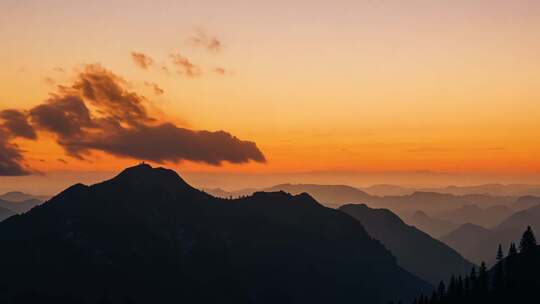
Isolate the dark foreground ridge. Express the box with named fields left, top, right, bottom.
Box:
left=0, top=164, right=430, bottom=304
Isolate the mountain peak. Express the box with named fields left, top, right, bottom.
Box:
left=114, top=163, right=184, bottom=182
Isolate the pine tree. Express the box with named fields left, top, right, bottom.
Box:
left=469, top=266, right=477, bottom=292
left=457, top=276, right=464, bottom=298
left=493, top=244, right=505, bottom=290
left=519, top=226, right=537, bottom=254
left=497, top=244, right=504, bottom=261
left=508, top=242, right=517, bottom=256
left=478, top=262, right=489, bottom=289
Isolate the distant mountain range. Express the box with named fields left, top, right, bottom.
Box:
left=207, top=185, right=519, bottom=214
left=513, top=195, right=540, bottom=211
left=440, top=203, right=540, bottom=265
left=0, top=198, right=44, bottom=215
left=362, top=184, right=540, bottom=197
left=209, top=183, right=540, bottom=201
left=0, top=164, right=430, bottom=304
left=0, top=191, right=48, bottom=218
left=402, top=211, right=459, bottom=238
left=434, top=204, right=514, bottom=228
left=0, top=191, right=50, bottom=203
left=340, top=204, right=473, bottom=285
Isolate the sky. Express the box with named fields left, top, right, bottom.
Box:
left=1, top=0, right=540, bottom=194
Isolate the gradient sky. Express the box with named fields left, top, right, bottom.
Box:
left=1, top=0, right=540, bottom=193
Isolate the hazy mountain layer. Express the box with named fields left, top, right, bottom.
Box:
left=340, top=204, right=473, bottom=285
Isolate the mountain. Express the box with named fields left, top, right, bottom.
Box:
left=0, top=191, right=50, bottom=202
left=403, top=211, right=458, bottom=238
left=435, top=204, right=513, bottom=228
left=375, top=192, right=485, bottom=214
left=433, top=184, right=540, bottom=197
left=340, top=204, right=473, bottom=285
left=0, top=198, right=44, bottom=214
left=358, top=184, right=540, bottom=197
left=439, top=223, right=493, bottom=264
left=263, top=184, right=372, bottom=208
left=440, top=205, right=540, bottom=265
left=514, top=195, right=540, bottom=211
left=209, top=185, right=514, bottom=215
left=205, top=184, right=372, bottom=208
left=0, top=205, right=15, bottom=222
left=440, top=225, right=521, bottom=266
left=362, top=184, right=413, bottom=196
left=0, top=164, right=430, bottom=304
left=202, top=187, right=255, bottom=199
left=401, top=228, right=540, bottom=304
left=496, top=204, right=540, bottom=232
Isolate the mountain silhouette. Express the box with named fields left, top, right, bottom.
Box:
left=264, top=184, right=373, bottom=208
left=0, top=164, right=430, bottom=304
left=340, top=204, right=473, bottom=285
left=205, top=184, right=372, bottom=208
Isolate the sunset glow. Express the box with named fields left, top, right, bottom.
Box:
left=2, top=0, right=540, bottom=193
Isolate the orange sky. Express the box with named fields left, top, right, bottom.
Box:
left=1, top=0, right=540, bottom=193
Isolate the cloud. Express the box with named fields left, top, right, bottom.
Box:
left=170, top=53, right=201, bottom=77
left=29, top=94, right=93, bottom=140
left=65, top=123, right=266, bottom=165
left=0, top=110, right=37, bottom=140
left=188, top=29, right=222, bottom=52
left=144, top=82, right=164, bottom=95
left=0, top=64, right=265, bottom=174
left=0, top=132, right=30, bottom=176
left=131, top=52, right=154, bottom=69
left=73, top=64, right=152, bottom=125
left=213, top=67, right=227, bottom=75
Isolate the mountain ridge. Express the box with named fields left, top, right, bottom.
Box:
left=0, top=164, right=430, bottom=304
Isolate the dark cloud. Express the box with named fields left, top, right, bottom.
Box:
left=131, top=52, right=154, bottom=69
left=72, top=64, right=152, bottom=125
left=29, top=94, right=93, bottom=139
left=144, top=82, right=164, bottom=95
left=0, top=132, right=30, bottom=176
left=0, top=64, right=265, bottom=174
left=65, top=123, right=266, bottom=165
left=0, top=109, right=37, bottom=140
left=188, top=29, right=222, bottom=52
left=170, top=53, right=201, bottom=77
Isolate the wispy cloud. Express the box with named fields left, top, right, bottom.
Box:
left=131, top=52, right=154, bottom=69
left=188, top=29, right=222, bottom=52
left=170, top=53, right=201, bottom=77
left=144, top=82, right=164, bottom=95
